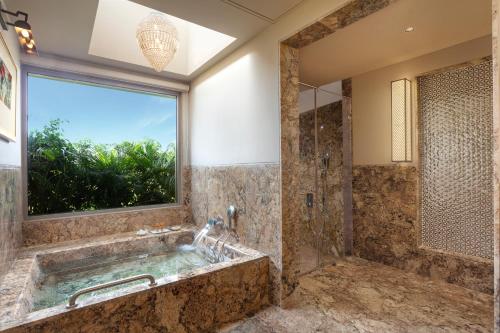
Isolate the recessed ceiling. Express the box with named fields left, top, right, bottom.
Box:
left=222, top=0, right=304, bottom=21
left=299, top=0, right=492, bottom=86
left=5, top=0, right=305, bottom=82
left=89, top=0, right=236, bottom=76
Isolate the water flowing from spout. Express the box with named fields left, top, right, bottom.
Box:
left=192, top=226, right=209, bottom=248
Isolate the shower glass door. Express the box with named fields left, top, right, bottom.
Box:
left=297, top=83, right=345, bottom=275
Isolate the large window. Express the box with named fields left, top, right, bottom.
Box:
left=26, top=70, right=178, bottom=216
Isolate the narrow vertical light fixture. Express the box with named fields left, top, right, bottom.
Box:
left=391, top=79, right=412, bottom=162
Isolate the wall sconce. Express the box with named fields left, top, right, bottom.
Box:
left=0, top=4, right=37, bottom=55
left=391, top=78, right=412, bottom=162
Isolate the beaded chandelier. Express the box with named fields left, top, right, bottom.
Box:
left=136, top=13, right=179, bottom=72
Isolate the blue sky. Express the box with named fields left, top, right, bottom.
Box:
left=28, top=75, right=177, bottom=148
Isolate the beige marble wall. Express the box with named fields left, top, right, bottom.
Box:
left=283, top=0, right=397, bottom=48
left=22, top=167, right=192, bottom=246
left=280, top=44, right=300, bottom=303
left=353, top=165, right=494, bottom=294
left=190, top=163, right=281, bottom=303
left=0, top=166, right=22, bottom=279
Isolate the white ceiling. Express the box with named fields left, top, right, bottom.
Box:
left=5, top=0, right=305, bottom=82
left=223, top=0, right=304, bottom=21
left=299, top=0, right=492, bottom=86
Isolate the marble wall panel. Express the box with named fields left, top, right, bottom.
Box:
left=280, top=43, right=300, bottom=303
left=283, top=0, right=398, bottom=48
left=353, top=165, right=494, bottom=294
left=22, top=167, right=192, bottom=246
left=191, top=164, right=281, bottom=303
left=0, top=166, right=22, bottom=280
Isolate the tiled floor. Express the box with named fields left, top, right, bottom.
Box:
left=220, top=257, right=493, bottom=333
left=296, top=244, right=336, bottom=276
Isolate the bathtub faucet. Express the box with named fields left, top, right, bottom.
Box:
left=227, top=205, right=236, bottom=231
left=208, top=216, right=224, bottom=231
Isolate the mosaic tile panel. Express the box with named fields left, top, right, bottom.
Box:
left=489, top=3, right=499, bottom=329
left=418, top=60, right=494, bottom=259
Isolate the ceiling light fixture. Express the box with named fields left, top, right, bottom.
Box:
left=136, top=12, right=179, bottom=72
left=404, top=26, right=414, bottom=33
left=0, top=4, right=37, bottom=55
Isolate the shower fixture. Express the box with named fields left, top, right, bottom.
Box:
left=306, top=193, right=314, bottom=208
left=321, top=153, right=330, bottom=170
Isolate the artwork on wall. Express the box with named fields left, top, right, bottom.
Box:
left=0, top=59, right=13, bottom=109
left=0, top=32, right=17, bottom=142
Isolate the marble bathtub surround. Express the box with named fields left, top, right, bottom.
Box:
left=0, top=226, right=269, bottom=332
left=22, top=166, right=192, bottom=247
left=283, top=0, right=398, bottom=49
left=0, top=166, right=22, bottom=279
left=22, top=205, right=190, bottom=246
left=190, top=163, right=281, bottom=303
left=299, top=101, right=344, bottom=256
left=0, top=228, right=196, bottom=323
left=352, top=165, right=494, bottom=294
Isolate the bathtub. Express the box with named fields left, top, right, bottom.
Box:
left=0, top=225, right=269, bottom=332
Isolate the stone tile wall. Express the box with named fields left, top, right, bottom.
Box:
left=280, top=44, right=300, bottom=302
left=353, top=165, right=493, bottom=294
left=190, top=164, right=281, bottom=303
left=22, top=167, right=192, bottom=246
left=0, top=166, right=22, bottom=279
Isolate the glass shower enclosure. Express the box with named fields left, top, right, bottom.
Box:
left=297, top=82, right=348, bottom=274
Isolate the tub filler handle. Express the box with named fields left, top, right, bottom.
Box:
left=66, top=274, right=157, bottom=309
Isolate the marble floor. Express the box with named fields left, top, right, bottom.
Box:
left=220, top=257, right=493, bottom=333
left=296, top=244, right=336, bottom=275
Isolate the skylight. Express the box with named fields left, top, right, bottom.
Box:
left=89, top=0, right=237, bottom=76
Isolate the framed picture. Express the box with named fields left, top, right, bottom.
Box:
left=0, top=31, right=17, bottom=142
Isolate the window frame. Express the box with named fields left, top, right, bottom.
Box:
left=21, top=65, right=183, bottom=220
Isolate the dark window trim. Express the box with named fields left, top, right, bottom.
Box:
left=21, top=65, right=183, bottom=220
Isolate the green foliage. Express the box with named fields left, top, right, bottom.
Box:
left=27, top=120, right=176, bottom=215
